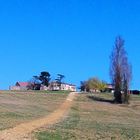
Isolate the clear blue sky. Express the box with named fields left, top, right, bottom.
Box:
left=0, top=0, right=140, bottom=90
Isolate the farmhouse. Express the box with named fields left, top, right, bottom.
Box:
left=49, top=82, right=60, bottom=91
left=105, top=84, right=115, bottom=93
left=10, top=82, right=29, bottom=91
left=49, top=82, right=76, bottom=92
left=61, top=83, right=76, bottom=91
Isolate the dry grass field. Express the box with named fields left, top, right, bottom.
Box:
left=0, top=90, right=68, bottom=131
left=1, top=91, right=140, bottom=140
left=34, top=93, right=140, bottom=140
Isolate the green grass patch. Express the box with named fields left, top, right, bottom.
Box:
left=36, top=131, right=62, bottom=140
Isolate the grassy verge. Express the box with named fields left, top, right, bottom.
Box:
left=35, top=93, right=140, bottom=140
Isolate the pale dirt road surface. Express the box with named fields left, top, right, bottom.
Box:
left=0, top=92, right=77, bottom=140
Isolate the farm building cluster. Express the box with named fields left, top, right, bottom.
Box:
left=9, top=81, right=76, bottom=92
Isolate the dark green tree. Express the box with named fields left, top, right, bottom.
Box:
left=55, top=74, right=65, bottom=89
left=28, top=76, right=41, bottom=90
left=39, top=71, right=51, bottom=87
left=34, top=71, right=51, bottom=87
left=80, top=81, right=89, bottom=92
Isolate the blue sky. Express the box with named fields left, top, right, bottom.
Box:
left=0, top=0, right=140, bottom=90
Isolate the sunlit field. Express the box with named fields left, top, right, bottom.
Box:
left=0, top=91, right=68, bottom=130
left=35, top=93, right=140, bottom=140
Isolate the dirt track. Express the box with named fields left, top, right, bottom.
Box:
left=0, top=92, right=76, bottom=140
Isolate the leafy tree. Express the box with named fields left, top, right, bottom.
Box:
left=55, top=74, right=65, bottom=89
left=56, top=74, right=65, bottom=83
left=110, top=36, right=132, bottom=103
left=87, top=78, right=99, bottom=91
left=80, top=81, right=89, bottom=92
left=27, top=76, right=41, bottom=90
left=39, top=71, right=51, bottom=87
left=34, top=71, right=51, bottom=87
left=80, top=77, right=107, bottom=92
left=87, top=77, right=107, bottom=92
left=98, top=81, right=107, bottom=92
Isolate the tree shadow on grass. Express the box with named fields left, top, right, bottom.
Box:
left=87, top=95, right=114, bottom=104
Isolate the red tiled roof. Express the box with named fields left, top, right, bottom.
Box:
left=16, top=82, right=29, bottom=87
